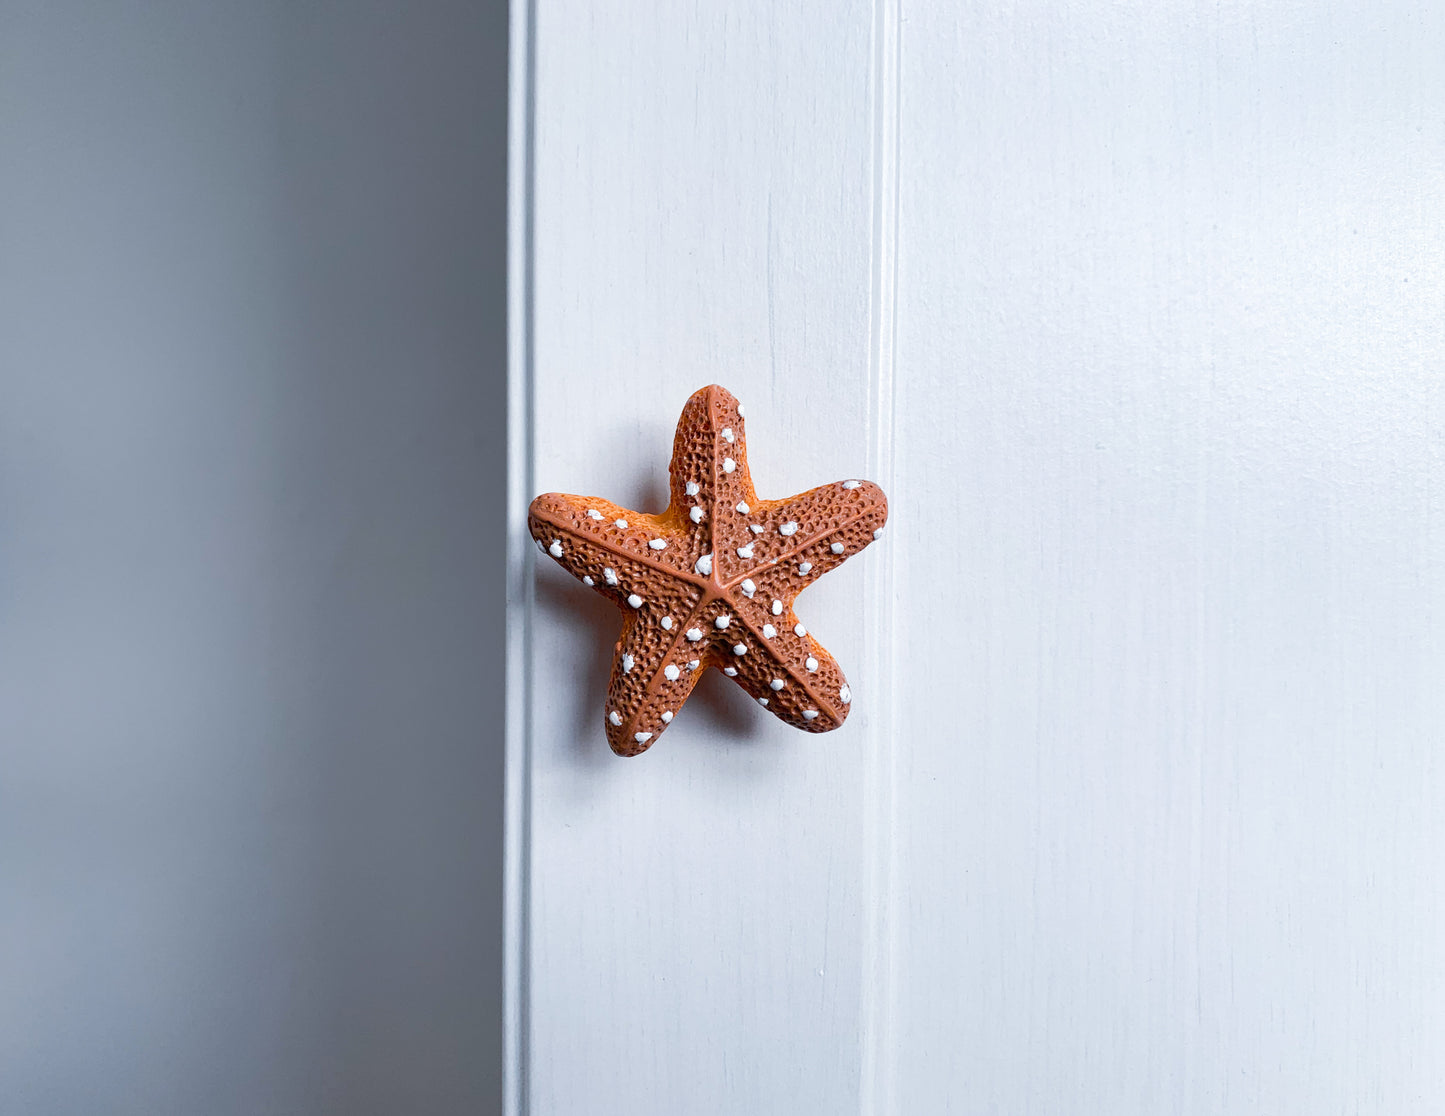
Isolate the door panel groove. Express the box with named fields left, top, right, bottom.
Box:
left=859, top=0, right=903, bottom=1112
left=504, top=1, right=538, bottom=1112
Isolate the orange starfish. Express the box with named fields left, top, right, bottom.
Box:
left=528, top=384, right=888, bottom=756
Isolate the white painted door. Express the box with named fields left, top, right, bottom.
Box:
left=507, top=2, right=1445, bottom=1113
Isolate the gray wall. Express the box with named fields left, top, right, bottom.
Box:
left=0, top=3, right=506, bottom=1112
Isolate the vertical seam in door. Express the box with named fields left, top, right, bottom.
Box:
left=860, top=0, right=901, bottom=1112
left=504, top=0, right=537, bottom=1112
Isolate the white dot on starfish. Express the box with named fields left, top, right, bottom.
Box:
left=686, top=481, right=700, bottom=496
left=840, top=684, right=852, bottom=703
left=778, top=521, right=798, bottom=536
left=733, top=643, right=747, bottom=656
left=661, top=616, right=673, bottom=630
left=648, top=538, right=667, bottom=550
left=741, top=579, right=756, bottom=597
left=614, top=518, right=628, bottom=528
left=771, top=600, right=783, bottom=615
left=721, top=427, right=734, bottom=443
left=757, top=697, right=769, bottom=707
left=794, top=623, right=806, bottom=637
left=622, top=654, right=634, bottom=672
left=634, top=732, right=652, bottom=744
left=661, top=711, right=673, bottom=723
left=695, top=553, right=713, bottom=575
left=803, top=709, right=819, bottom=721
left=737, top=544, right=754, bottom=559
left=738, top=403, right=747, bottom=417
left=609, top=711, right=622, bottom=726
left=736, top=501, right=749, bottom=514
left=723, top=457, right=736, bottom=473
left=843, top=480, right=860, bottom=489
left=874, top=528, right=883, bottom=539
left=535, top=539, right=546, bottom=553
left=582, top=575, right=594, bottom=586
left=549, top=540, right=563, bottom=558
left=762, top=624, right=776, bottom=638
left=830, top=542, right=845, bottom=554
left=687, top=659, right=699, bottom=670
left=664, top=664, right=680, bottom=681
left=806, top=657, right=819, bottom=671
left=627, top=594, right=642, bottom=608
left=798, top=561, right=812, bottom=575
left=603, top=568, right=618, bottom=585
left=749, top=524, right=764, bottom=535
left=770, top=678, right=784, bottom=691
left=724, top=666, right=738, bottom=676
left=690, top=506, right=705, bottom=523
left=715, top=615, right=730, bottom=629
left=586, top=509, right=603, bottom=520
left=686, top=628, right=703, bottom=641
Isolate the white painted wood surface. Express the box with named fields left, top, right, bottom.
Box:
left=510, top=2, right=1445, bottom=1112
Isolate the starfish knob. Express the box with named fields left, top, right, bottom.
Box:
left=529, top=384, right=888, bottom=756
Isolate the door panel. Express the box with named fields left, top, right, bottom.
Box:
left=513, top=2, right=1445, bottom=1112
left=518, top=3, right=880, bottom=1114
left=893, top=5, right=1445, bottom=1112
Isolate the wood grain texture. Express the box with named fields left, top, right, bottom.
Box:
left=514, top=0, right=1445, bottom=1112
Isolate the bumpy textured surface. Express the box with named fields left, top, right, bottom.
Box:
left=529, top=384, right=888, bottom=757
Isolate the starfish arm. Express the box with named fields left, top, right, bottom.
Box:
left=668, top=386, right=763, bottom=582
left=605, top=604, right=714, bottom=755
left=529, top=492, right=705, bottom=599
left=722, top=620, right=852, bottom=732
left=723, top=479, right=889, bottom=601
left=666, top=385, right=746, bottom=538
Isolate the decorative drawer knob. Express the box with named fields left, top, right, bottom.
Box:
left=529, top=385, right=888, bottom=756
